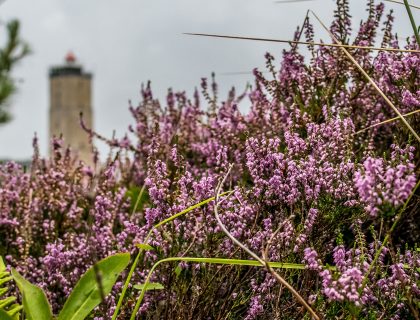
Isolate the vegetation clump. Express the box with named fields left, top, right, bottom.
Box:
left=0, top=1, right=419, bottom=319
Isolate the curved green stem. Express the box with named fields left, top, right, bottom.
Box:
left=403, top=0, right=420, bottom=47
left=129, top=257, right=306, bottom=320
left=112, top=192, right=232, bottom=320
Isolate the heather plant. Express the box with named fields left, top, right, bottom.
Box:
left=0, top=0, right=419, bottom=319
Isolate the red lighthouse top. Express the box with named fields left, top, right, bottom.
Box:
left=65, top=51, right=76, bottom=63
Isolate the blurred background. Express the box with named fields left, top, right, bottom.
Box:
left=0, top=0, right=418, bottom=161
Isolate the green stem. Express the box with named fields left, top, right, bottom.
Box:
left=129, top=257, right=308, bottom=320
left=131, top=185, right=145, bottom=216
left=111, top=192, right=232, bottom=320
left=403, top=0, right=420, bottom=47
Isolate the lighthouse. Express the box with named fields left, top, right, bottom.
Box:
left=49, top=52, right=93, bottom=164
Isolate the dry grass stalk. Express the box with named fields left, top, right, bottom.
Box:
left=354, top=109, right=420, bottom=135
left=309, top=10, right=420, bottom=143
left=385, top=0, right=420, bottom=10
left=214, top=164, right=321, bottom=320
left=184, top=33, right=420, bottom=53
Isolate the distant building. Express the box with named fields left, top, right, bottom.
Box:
left=49, top=52, right=93, bottom=164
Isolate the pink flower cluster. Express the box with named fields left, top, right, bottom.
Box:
left=304, top=244, right=419, bottom=316
left=354, top=145, right=416, bottom=217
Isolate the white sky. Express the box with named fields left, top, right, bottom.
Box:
left=0, top=0, right=418, bottom=160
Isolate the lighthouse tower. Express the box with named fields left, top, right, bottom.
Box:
left=49, top=52, right=93, bottom=163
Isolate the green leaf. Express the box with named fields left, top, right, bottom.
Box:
left=0, top=309, right=14, bottom=320
left=0, top=296, right=16, bottom=309
left=0, top=257, right=22, bottom=319
left=58, top=253, right=130, bottom=320
left=5, top=303, right=22, bottom=318
left=135, top=243, right=154, bottom=251
left=11, top=269, right=52, bottom=320
left=133, top=283, right=164, bottom=291
left=0, top=272, right=10, bottom=278
left=0, top=276, right=13, bottom=287
left=174, top=265, right=182, bottom=277
left=0, top=287, right=8, bottom=297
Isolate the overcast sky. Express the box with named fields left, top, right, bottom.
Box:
left=0, top=0, right=418, bottom=160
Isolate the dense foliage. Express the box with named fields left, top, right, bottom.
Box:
left=0, top=1, right=419, bottom=319
left=0, top=19, right=30, bottom=124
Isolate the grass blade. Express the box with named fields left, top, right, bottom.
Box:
left=212, top=168, right=320, bottom=320
left=402, top=0, right=420, bottom=46
left=133, top=283, right=164, bottom=291
left=354, top=109, right=420, bottom=135
left=184, top=32, right=420, bottom=53
left=112, top=192, right=233, bottom=320
left=385, top=0, right=420, bottom=10
left=130, top=257, right=308, bottom=319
